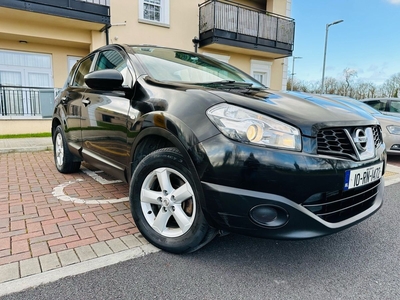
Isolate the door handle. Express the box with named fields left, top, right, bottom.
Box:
left=82, top=98, right=91, bottom=107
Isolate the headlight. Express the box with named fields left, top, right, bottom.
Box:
left=206, top=104, right=301, bottom=151
left=387, top=125, right=400, bottom=135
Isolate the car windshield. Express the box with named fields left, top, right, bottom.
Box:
left=130, top=46, right=264, bottom=88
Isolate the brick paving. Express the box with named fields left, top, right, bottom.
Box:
left=0, top=151, right=149, bottom=283
left=1, top=148, right=400, bottom=285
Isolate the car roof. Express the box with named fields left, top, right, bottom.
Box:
left=361, top=98, right=400, bottom=101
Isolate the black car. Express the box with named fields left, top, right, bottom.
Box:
left=52, top=44, right=386, bottom=254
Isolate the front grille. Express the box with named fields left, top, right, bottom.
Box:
left=317, top=125, right=383, bottom=160
left=302, top=180, right=380, bottom=223
left=317, top=129, right=353, bottom=157
left=372, top=126, right=383, bottom=148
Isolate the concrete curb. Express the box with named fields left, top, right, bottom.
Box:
left=0, top=234, right=160, bottom=296
left=0, top=137, right=53, bottom=154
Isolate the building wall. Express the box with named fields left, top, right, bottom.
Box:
left=109, top=0, right=289, bottom=90
left=0, top=119, right=51, bottom=135
left=1, top=0, right=290, bottom=89
left=0, top=0, right=292, bottom=134
left=0, top=8, right=105, bottom=88
left=0, top=40, right=89, bottom=88
left=109, top=0, right=198, bottom=50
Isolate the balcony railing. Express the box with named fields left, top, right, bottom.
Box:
left=80, top=0, right=109, bottom=5
left=199, top=0, right=295, bottom=56
left=0, top=0, right=110, bottom=25
left=0, top=86, right=59, bottom=118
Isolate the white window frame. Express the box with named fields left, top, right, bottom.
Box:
left=67, top=56, right=82, bottom=75
left=139, top=0, right=170, bottom=27
left=0, top=49, right=53, bottom=87
left=250, top=59, right=272, bottom=88
left=202, top=52, right=230, bottom=64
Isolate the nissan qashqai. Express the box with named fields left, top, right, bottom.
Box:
left=52, top=45, right=386, bottom=253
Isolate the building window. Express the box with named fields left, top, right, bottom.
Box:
left=144, top=0, right=161, bottom=22
left=250, top=59, right=272, bottom=88
left=139, top=0, right=170, bottom=27
left=0, top=50, right=53, bottom=117
left=253, top=72, right=266, bottom=84
left=67, top=56, right=82, bottom=75
left=0, top=50, right=53, bottom=87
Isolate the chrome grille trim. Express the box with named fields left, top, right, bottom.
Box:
left=317, top=125, right=383, bottom=160
left=302, top=180, right=380, bottom=223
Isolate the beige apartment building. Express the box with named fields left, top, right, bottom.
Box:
left=0, top=0, right=294, bottom=134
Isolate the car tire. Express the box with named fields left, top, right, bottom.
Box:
left=130, top=147, right=212, bottom=254
left=53, top=125, right=81, bottom=173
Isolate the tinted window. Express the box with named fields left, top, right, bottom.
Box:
left=72, top=55, right=94, bottom=87
left=94, top=50, right=131, bottom=87
left=130, top=46, right=263, bottom=87
left=389, top=100, right=400, bottom=113
left=365, top=100, right=386, bottom=111
left=95, top=50, right=125, bottom=71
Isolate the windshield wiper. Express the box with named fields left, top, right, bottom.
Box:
left=194, top=80, right=254, bottom=89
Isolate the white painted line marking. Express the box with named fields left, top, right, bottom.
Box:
left=81, top=168, right=123, bottom=185
left=52, top=168, right=128, bottom=204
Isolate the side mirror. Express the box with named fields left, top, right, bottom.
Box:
left=84, top=69, right=124, bottom=90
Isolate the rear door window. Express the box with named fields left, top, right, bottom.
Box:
left=389, top=100, right=400, bottom=113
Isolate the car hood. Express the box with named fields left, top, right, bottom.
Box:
left=373, top=113, right=400, bottom=123
left=206, top=89, right=378, bottom=137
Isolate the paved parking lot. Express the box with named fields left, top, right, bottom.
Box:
left=0, top=151, right=156, bottom=283
left=1, top=147, right=400, bottom=285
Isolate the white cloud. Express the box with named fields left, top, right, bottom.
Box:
left=387, top=0, right=400, bottom=4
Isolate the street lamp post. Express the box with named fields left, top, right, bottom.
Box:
left=290, top=56, right=302, bottom=91
left=321, top=19, right=343, bottom=93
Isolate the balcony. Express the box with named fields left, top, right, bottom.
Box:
left=199, top=0, right=294, bottom=58
left=0, top=85, right=60, bottom=118
left=0, top=0, right=110, bottom=25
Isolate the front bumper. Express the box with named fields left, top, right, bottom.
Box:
left=197, top=134, right=386, bottom=239
left=201, top=179, right=384, bottom=239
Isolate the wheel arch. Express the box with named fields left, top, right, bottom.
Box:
left=129, top=127, right=196, bottom=182
left=51, top=117, right=62, bottom=138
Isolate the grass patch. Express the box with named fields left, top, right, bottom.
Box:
left=0, top=132, right=52, bottom=139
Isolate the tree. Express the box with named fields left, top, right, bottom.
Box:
left=343, top=68, right=357, bottom=97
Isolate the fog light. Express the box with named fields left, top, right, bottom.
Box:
left=249, top=205, right=288, bottom=228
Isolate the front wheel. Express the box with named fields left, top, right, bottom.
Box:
left=130, top=148, right=212, bottom=254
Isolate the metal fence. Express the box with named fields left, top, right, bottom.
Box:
left=79, top=0, right=110, bottom=6
left=0, top=86, right=59, bottom=118
left=199, top=0, right=295, bottom=46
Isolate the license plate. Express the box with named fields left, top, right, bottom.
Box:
left=344, top=162, right=383, bottom=190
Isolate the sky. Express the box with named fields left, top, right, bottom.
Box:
left=290, top=0, right=400, bottom=86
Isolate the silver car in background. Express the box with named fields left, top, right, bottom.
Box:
left=361, top=98, right=400, bottom=117
left=320, top=95, right=400, bottom=155
left=285, top=92, right=400, bottom=156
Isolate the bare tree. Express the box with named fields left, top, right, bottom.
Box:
left=284, top=69, right=400, bottom=100
left=324, top=77, right=339, bottom=94
left=343, top=68, right=357, bottom=97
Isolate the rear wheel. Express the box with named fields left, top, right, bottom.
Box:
left=130, top=147, right=214, bottom=254
left=53, top=125, right=81, bottom=173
